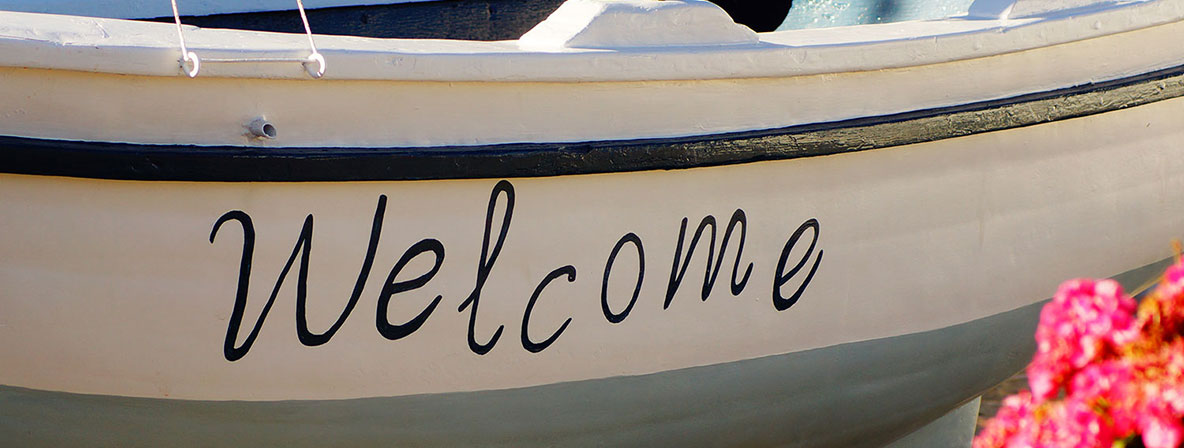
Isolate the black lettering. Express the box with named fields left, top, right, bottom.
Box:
left=457, top=180, right=514, bottom=355
left=663, top=211, right=754, bottom=307
left=210, top=195, right=387, bottom=361
left=376, top=239, right=445, bottom=340
left=664, top=216, right=716, bottom=309
left=210, top=211, right=259, bottom=362
left=719, top=209, right=753, bottom=296
left=602, top=233, right=645, bottom=324
left=773, top=218, right=822, bottom=311
left=296, top=196, right=386, bottom=346
left=521, top=265, right=576, bottom=353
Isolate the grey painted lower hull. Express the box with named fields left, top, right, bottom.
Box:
left=1, top=257, right=1173, bottom=446
left=0, top=303, right=1033, bottom=447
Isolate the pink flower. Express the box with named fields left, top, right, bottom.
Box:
left=1143, top=261, right=1184, bottom=341
left=1134, top=375, right=1184, bottom=448
left=1159, top=262, right=1184, bottom=298
left=1005, top=398, right=1115, bottom=448
left=974, top=258, right=1184, bottom=448
left=974, top=392, right=1036, bottom=448
left=1069, top=361, right=1139, bottom=435
left=1028, top=362, right=1059, bottom=402
left=1138, top=403, right=1184, bottom=448
left=1029, top=279, right=1137, bottom=400
left=1056, top=398, right=1117, bottom=448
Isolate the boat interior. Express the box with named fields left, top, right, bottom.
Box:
left=0, top=0, right=1158, bottom=45
left=140, top=0, right=965, bottom=40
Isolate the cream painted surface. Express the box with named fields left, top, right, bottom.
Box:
left=2, top=96, right=1184, bottom=400
left=1, top=17, right=1183, bottom=148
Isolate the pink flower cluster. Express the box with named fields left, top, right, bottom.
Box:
left=1029, top=279, right=1138, bottom=401
left=975, top=259, right=1184, bottom=448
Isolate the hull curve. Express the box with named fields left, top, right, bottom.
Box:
left=0, top=299, right=1047, bottom=447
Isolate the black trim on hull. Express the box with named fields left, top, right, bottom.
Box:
left=3, top=63, right=1184, bottom=182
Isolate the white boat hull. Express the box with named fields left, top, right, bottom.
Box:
left=2, top=1, right=1184, bottom=444
left=3, top=93, right=1184, bottom=444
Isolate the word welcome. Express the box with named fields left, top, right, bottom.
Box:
left=210, top=180, right=823, bottom=361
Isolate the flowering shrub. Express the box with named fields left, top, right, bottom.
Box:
left=975, top=259, right=1184, bottom=448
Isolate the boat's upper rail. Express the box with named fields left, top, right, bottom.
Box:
left=168, top=0, right=325, bottom=78
left=0, top=0, right=1180, bottom=82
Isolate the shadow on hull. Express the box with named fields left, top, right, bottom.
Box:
left=7, top=256, right=1174, bottom=445
left=0, top=300, right=1040, bottom=447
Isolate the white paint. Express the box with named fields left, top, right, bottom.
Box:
left=0, top=0, right=1180, bottom=83
left=518, top=0, right=758, bottom=50
left=2, top=95, right=1183, bottom=401
left=0, top=14, right=1182, bottom=148
left=0, top=0, right=427, bottom=19
left=969, top=0, right=1150, bottom=19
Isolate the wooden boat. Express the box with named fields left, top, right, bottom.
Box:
left=2, top=0, right=1184, bottom=445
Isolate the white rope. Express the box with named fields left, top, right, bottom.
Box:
left=170, top=0, right=199, bottom=77
left=295, top=0, right=326, bottom=78
left=170, top=0, right=326, bottom=78
left=295, top=0, right=319, bottom=54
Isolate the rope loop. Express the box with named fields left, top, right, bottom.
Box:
left=304, top=53, right=326, bottom=79
left=171, top=0, right=325, bottom=78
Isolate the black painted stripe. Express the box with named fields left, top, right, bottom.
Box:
left=3, top=63, right=1184, bottom=182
